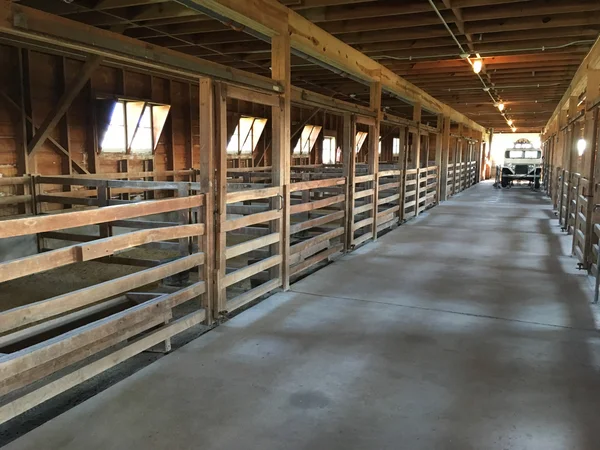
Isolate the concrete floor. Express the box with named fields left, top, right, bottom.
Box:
left=6, top=182, right=600, bottom=450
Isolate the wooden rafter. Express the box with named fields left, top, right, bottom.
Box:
left=28, top=54, right=103, bottom=156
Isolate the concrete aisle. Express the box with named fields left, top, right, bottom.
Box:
left=7, top=182, right=600, bottom=450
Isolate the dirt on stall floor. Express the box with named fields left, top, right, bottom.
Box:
left=0, top=247, right=214, bottom=447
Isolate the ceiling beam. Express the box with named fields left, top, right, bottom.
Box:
left=174, top=0, right=487, bottom=131
left=0, top=3, right=281, bottom=93
left=545, top=36, right=600, bottom=130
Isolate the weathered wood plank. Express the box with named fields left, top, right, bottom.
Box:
left=222, top=209, right=281, bottom=232
left=290, top=210, right=344, bottom=234
left=226, top=278, right=281, bottom=313
left=0, top=311, right=204, bottom=425
left=288, top=177, right=346, bottom=193
left=0, top=282, right=205, bottom=385
left=290, top=227, right=344, bottom=255
left=289, top=194, right=345, bottom=215
left=222, top=255, right=282, bottom=288
left=290, top=243, right=343, bottom=277
left=0, top=254, right=205, bottom=332
left=225, top=186, right=281, bottom=204
left=225, top=233, right=280, bottom=260
left=0, top=196, right=203, bottom=239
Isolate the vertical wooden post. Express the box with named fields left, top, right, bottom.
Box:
left=199, top=78, right=215, bottom=322
left=400, top=126, right=408, bottom=221
left=342, top=113, right=355, bottom=251
left=97, top=180, right=110, bottom=238
left=566, top=96, right=579, bottom=174
left=434, top=115, right=443, bottom=203
left=370, top=81, right=381, bottom=240
left=413, top=103, right=422, bottom=217
left=440, top=116, right=450, bottom=201
left=271, top=32, right=291, bottom=290
left=214, top=82, right=228, bottom=315
left=584, top=70, right=600, bottom=268
left=185, top=83, right=194, bottom=169
left=454, top=124, right=463, bottom=193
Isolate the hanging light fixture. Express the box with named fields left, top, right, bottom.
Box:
left=472, top=58, right=483, bottom=74
left=507, top=118, right=513, bottom=126
left=511, top=126, right=517, bottom=132
left=497, top=102, right=505, bottom=112
left=577, top=138, right=587, bottom=156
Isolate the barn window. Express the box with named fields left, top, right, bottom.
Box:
left=322, top=135, right=337, bottom=164
left=227, top=116, right=268, bottom=155
left=293, top=125, right=322, bottom=155
left=355, top=131, right=368, bottom=153
left=98, top=99, right=170, bottom=155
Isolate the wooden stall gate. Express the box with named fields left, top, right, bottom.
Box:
left=0, top=190, right=209, bottom=424
left=447, top=163, right=456, bottom=196
left=214, top=83, right=285, bottom=315
left=572, top=177, right=590, bottom=268
left=289, top=176, right=346, bottom=279
left=377, top=169, right=402, bottom=234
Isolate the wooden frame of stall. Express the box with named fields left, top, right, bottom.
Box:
left=541, top=43, right=600, bottom=290
left=0, top=0, right=489, bottom=426
left=0, top=189, right=210, bottom=424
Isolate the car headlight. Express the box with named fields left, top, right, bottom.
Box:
left=528, top=164, right=535, bottom=172
left=506, top=163, right=515, bottom=171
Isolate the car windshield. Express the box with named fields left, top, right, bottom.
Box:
left=505, top=150, right=540, bottom=159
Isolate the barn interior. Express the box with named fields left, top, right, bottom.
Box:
left=1, top=1, right=600, bottom=448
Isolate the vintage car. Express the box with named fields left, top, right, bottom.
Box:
left=500, top=138, right=542, bottom=189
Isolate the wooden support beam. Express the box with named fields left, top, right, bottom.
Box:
left=0, top=90, right=90, bottom=174
left=370, top=80, right=381, bottom=240
left=27, top=55, right=102, bottom=156
left=174, top=0, right=485, bottom=132
left=199, top=77, right=215, bottom=322
left=435, top=115, right=444, bottom=202
left=0, top=4, right=282, bottom=93
left=271, top=31, right=291, bottom=290
left=214, top=82, right=228, bottom=313
left=545, top=36, right=600, bottom=131
left=342, top=112, right=355, bottom=250
left=413, top=103, right=422, bottom=217
left=440, top=116, right=451, bottom=201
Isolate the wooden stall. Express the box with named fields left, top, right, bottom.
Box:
left=0, top=1, right=487, bottom=424
left=0, top=189, right=210, bottom=424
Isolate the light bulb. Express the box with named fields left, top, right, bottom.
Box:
left=507, top=119, right=513, bottom=126
left=577, top=138, right=587, bottom=155
left=472, top=59, right=483, bottom=74
left=497, top=102, right=505, bottom=111
left=511, top=127, right=517, bottom=133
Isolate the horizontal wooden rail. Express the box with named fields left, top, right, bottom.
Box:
left=222, top=255, right=282, bottom=288
left=290, top=194, right=345, bottom=215
left=290, top=210, right=344, bottom=234
left=354, top=189, right=374, bottom=200
left=226, top=187, right=281, bottom=204
left=0, top=311, right=205, bottom=425
left=355, top=174, right=375, bottom=183
left=0, top=195, right=204, bottom=239
left=0, top=253, right=205, bottom=332
left=290, top=244, right=343, bottom=277
left=0, top=176, right=30, bottom=186
left=0, top=281, right=206, bottom=387
left=225, top=233, right=280, bottom=260
left=289, top=177, right=345, bottom=193
left=0, top=224, right=203, bottom=283
left=222, top=209, right=281, bottom=232
left=0, top=195, right=32, bottom=206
